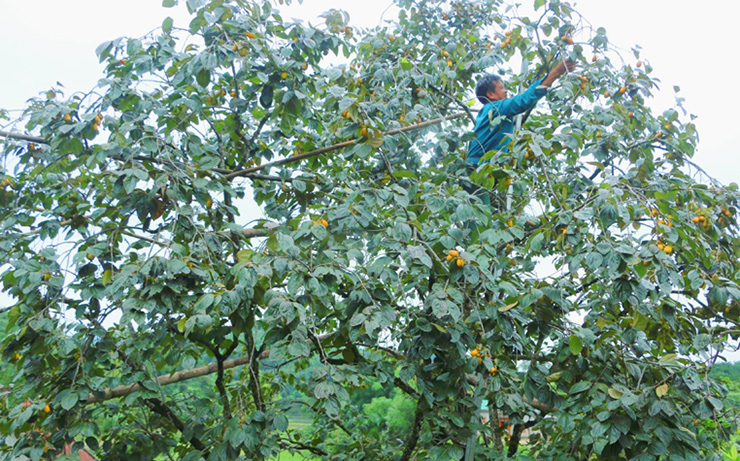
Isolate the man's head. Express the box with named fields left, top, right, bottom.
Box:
left=475, top=74, right=507, bottom=104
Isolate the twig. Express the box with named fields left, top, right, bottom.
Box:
left=428, top=85, right=476, bottom=125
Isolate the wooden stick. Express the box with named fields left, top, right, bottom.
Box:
left=223, top=112, right=467, bottom=180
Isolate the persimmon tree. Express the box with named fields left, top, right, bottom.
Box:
left=2, top=0, right=740, bottom=459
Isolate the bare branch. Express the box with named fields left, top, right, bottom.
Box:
left=0, top=131, right=45, bottom=144
left=223, top=113, right=467, bottom=180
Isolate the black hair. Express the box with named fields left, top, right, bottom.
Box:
left=475, top=74, right=502, bottom=104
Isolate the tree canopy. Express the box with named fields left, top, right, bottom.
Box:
left=2, top=0, right=740, bottom=459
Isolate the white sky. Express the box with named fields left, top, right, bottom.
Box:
left=1, top=0, right=739, bottom=357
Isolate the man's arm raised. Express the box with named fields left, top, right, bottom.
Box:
left=540, top=59, right=577, bottom=88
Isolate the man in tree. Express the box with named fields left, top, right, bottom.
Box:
left=467, top=59, right=576, bottom=165
left=2, top=0, right=738, bottom=459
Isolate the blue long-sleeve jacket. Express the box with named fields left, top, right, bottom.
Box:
left=467, top=78, right=548, bottom=165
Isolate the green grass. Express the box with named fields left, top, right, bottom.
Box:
left=288, top=416, right=312, bottom=430
left=274, top=450, right=312, bottom=460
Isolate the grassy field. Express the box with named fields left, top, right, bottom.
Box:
left=288, top=416, right=312, bottom=430
left=274, top=451, right=312, bottom=461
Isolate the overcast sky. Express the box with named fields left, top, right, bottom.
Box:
left=1, top=1, right=739, bottom=357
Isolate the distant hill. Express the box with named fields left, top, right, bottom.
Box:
left=711, top=361, right=740, bottom=383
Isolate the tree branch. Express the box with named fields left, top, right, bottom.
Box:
left=279, top=438, right=328, bottom=458
left=223, top=113, right=467, bottom=180
left=508, top=418, right=540, bottom=457
left=0, top=130, right=45, bottom=143
left=394, top=377, right=420, bottom=399
left=84, top=353, right=254, bottom=404
left=428, top=85, right=476, bottom=125
left=82, top=331, right=333, bottom=403
left=400, top=401, right=426, bottom=461
left=146, top=397, right=209, bottom=455
left=215, top=352, right=233, bottom=420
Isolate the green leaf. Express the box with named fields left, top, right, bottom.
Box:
left=341, top=348, right=355, bottom=363
left=288, top=337, right=310, bottom=357
left=236, top=250, right=252, bottom=264
left=102, top=269, right=113, bottom=285
left=273, top=413, right=289, bottom=431
left=59, top=138, right=84, bottom=156
left=569, top=335, right=583, bottom=355
left=599, top=205, right=618, bottom=228
left=196, top=69, right=210, bottom=87
left=311, top=223, right=328, bottom=240
left=408, top=245, right=432, bottom=268
left=177, top=318, right=187, bottom=333
left=194, top=293, right=215, bottom=312
left=162, top=0, right=176, bottom=6
left=367, top=136, right=384, bottom=149
left=498, top=301, right=518, bottom=312
left=60, top=391, right=79, bottom=410
left=529, top=232, right=544, bottom=252
left=534, top=0, right=546, bottom=9
left=260, top=85, right=274, bottom=109
left=431, top=322, right=448, bottom=334
left=630, top=312, right=647, bottom=331
left=162, top=17, right=174, bottom=33
left=608, top=387, right=623, bottom=399
left=569, top=381, right=591, bottom=394
left=95, top=40, right=114, bottom=62
left=400, top=58, right=412, bottom=71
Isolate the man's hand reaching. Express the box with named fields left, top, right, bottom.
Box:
left=541, top=59, right=576, bottom=87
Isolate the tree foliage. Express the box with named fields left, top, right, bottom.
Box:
left=2, top=0, right=740, bottom=459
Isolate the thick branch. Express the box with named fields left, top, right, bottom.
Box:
left=83, top=332, right=333, bottom=404
left=0, top=130, right=45, bottom=143
left=245, top=326, right=265, bottom=413
left=215, top=355, right=232, bottom=420
left=223, top=113, right=467, bottom=180
left=235, top=228, right=270, bottom=239
left=84, top=354, right=256, bottom=404
left=394, top=377, right=420, bottom=399
left=507, top=420, right=538, bottom=457
left=146, top=397, right=208, bottom=455
left=400, top=401, right=426, bottom=461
